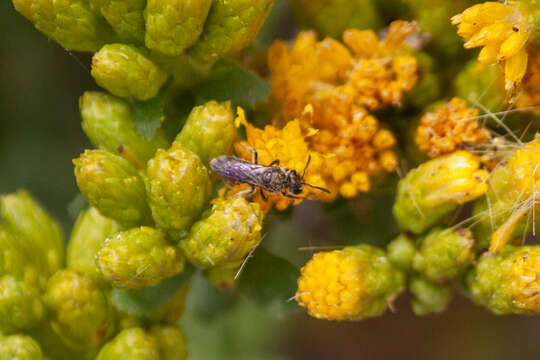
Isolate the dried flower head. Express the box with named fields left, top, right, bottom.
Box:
left=415, top=97, right=491, bottom=158
left=452, top=1, right=537, bottom=96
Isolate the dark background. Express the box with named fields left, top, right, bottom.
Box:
left=3, top=1, right=540, bottom=359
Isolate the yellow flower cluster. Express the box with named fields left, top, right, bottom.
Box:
left=516, top=45, right=540, bottom=114
left=232, top=109, right=328, bottom=212
left=452, top=1, right=535, bottom=96
left=415, top=97, right=491, bottom=158
left=268, top=21, right=418, bottom=199
left=296, top=250, right=366, bottom=320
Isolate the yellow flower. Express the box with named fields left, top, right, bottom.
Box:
left=516, top=45, right=540, bottom=114
left=268, top=22, right=416, bottom=199
left=296, top=245, right=404, bottom=321
left=415, top=97, right=491, bottom=158
left=231, top=108, right=328, bottom=212
left=452, top=1, right=536, bottom=96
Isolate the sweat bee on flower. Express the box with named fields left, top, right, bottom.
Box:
left=210, top=146, right=330, bottom=201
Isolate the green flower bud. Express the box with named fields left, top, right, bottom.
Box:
left=409, top=275, right=452, bottom=315
left=393, top=151, right=488, bottom=234
left=96, top=227, right=184, bottom=289
left=43, top=270, right=115, bottom=352
left=146, top=143, right=213, bottom=241
left=454, top=61, right=506, bottom=113
left=0, top=190, right=64, bottom=288
left=13, top=0, right=115, bottom=52
left=0, top=334, right=43, bottom=360
left=92, top=44, right=168, bottom=101
left=296, top=245, right=405, bottom=320
left=0, top=276, right=43, bottom=334
left=0, top=226, right=39, bottom=286
left=387, top=234, right=416, bottom=272
left=73, top=149, right=151, bottom=228
left=95, top=328, right=159, bottom=360
left=80, top=91, right=169, bottom=168
left=150, top=325, right=187, bottom=360
left=466, top=246, right=540, bottom=314
left=144, top=0, right=212, bottom=56
left=180, top=196, right=263, bottom=268
left=413, top=227, right=475, bottom=283
left=189, top=0, right=274, bottom=64
left=472, top=136, right=540, bottom=251
left=67, top=207, right=123, bottom=283
left=174, top=101, right=237, bottom=168
left=290, top=0, right=380, bottom=38
left=89, top=0, right=145, bottom=43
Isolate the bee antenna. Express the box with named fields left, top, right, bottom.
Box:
left=305, top=183, right=331, bottom=194
left=302, top=155, right=311, bottom=178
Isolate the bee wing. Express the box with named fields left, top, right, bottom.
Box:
left=211, top=156, right=261, bottom=186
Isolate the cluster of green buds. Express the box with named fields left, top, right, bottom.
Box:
left=13, top=0, right=275, bottom=98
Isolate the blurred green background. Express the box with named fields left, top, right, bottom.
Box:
left=3, top=1, right=540, bottom=359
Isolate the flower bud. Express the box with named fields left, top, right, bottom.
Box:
left=1, top=190, right=64, bottom=288
left=189, top=0, right=274, bottom=64
left=290, top=0, right=380, bottom=38
left=180, top=196, right=263, bottom=268
left=393, top=151, right=488, bottom=234
left=80, top=91, right=169, bottom=168
left=95, top=328, right=159, bottom=360
left=386, top=234, right=416, bottom=272
left=67, top=207, right=123, bottom=283
left=466, top=246, right=540, bottom=314
left=144, top=0, right=212, bottom=56
left=13, top=0, right=115, bottom=52
left=92, top=44, right=168, bottom=101
left=43, top=270, right=115, bottom=352
left=476, top=136, right=540, bottom=252
left=150, top=325, right=188, bottom=360
left=174, top=101, right=237, bottom=168
left=413, top=227, right=475, bottom=283
left=145, top=143, right=213, bottom=241
left=89, top=0, right=145, bottom=43
left=204, top=265, right=238, bottom=289
left=0, top=276, right=43, bottom=334
left=409, top=275, right=452, bottom=315
left=296, top=245, right=405, bottom=320
left=0, top=334, right=43, bottom=360
left=0, top=226, right=39, bottom=286
left=74, top=149, right=152, bottom=228
left=96, top=227, right=184, bottom=289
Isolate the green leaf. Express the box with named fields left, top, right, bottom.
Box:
left=196, top=59, right=270, bottom=109
left=128, top=88, right=168, bottom=140
left=111, top=263, right=195, bottom=317
left=67, top=193, right=88, bottom=221
left=237, top=246, right=300, bottom=317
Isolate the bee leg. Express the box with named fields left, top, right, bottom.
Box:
left=281, top=191, right=305, bottom=200
left=236, top=185, right=257, bottom=197
left=268, top=159, right=280, bottom=167
left=260, top=188, right=268, bottom=202
left=240, top=144, right=259, bottom=164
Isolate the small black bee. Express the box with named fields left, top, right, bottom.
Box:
left=210, top=146, right=330, bottom=201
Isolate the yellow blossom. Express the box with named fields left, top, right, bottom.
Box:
left=415, top=97, right=491, bottom=158
left=268, top=23, right=416, bottom=199
left=452, top=1, right=537, bottom=96
left=231, top=108, right=328, bottom=212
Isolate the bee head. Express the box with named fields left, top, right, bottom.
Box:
left=287, top=170, right=305, bottom=195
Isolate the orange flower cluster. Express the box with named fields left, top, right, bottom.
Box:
left=229, top=109, right=328, bottom=212
left=415, top=97, right=491, bottom=158
left=516, top=46, right=540, bottom=114
left=268, top=21, right=419, bottom=199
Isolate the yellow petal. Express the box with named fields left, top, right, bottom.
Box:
left=498, top=30, right=528, bottom=60
left=504, top=48, right=528, bottom=90
left=478, top=44, right=499, bottom=64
